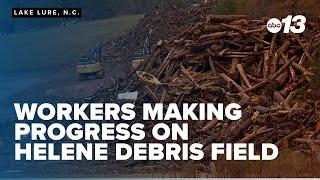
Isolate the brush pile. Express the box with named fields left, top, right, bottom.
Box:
left=95, top=14, right=320, bottom=153
left=103, top=1, right=217, bottom=61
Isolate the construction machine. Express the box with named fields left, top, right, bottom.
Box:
left=76, top=43, right=104, bottom=80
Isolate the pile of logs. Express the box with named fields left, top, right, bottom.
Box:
left=96, top=15, right=320, bottom=153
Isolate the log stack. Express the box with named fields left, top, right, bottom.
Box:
left=95, top=15, right=320, bottom=153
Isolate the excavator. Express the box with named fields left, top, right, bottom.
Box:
left=76, top=43, right=104, bottom=80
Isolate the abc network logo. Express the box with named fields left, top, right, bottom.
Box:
left=267, top=15, right=306, bottom=34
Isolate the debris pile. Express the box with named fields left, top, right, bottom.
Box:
left=103, top=1, right=216, bottom=61
left=96, top=14, right=320, bottom=153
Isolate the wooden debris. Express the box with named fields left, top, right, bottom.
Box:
left=95, top=14, right=320, bottom=152
left=236, top=64, right=252, bottom=88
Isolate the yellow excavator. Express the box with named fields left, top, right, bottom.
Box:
left=76, top=43, right=104, bottom=80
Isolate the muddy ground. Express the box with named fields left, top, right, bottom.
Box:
left=0, top=58, right=132, bottom=177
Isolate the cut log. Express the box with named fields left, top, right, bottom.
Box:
left=236, top=64, right=252, bottom=88
left=221, top=73, right=245, bottom=93
left=206, top=15, right=247, bottom=23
